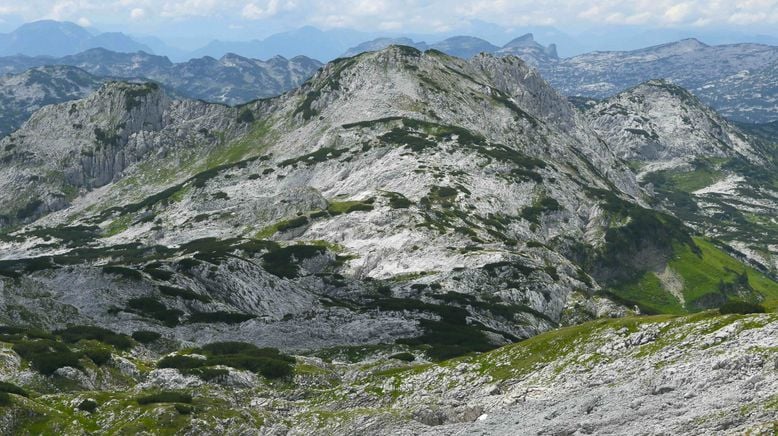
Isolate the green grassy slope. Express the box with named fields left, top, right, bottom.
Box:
left=608, top=237, right=778, bottom=314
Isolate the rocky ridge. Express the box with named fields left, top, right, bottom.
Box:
left=0, top=48, right=322, bottom=105
left=0, top=66, right=105, bottom=137
left=343, top=33, right=558, bottom=67
left=537, top=39, right=778, bottom=123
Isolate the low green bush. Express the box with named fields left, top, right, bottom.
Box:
left=199, top=342, right=293, bottom=379
left=56, top=325, right=133, bottom=350
left=126, top=298, right=182, bottom=327
left=389, top=352, right=415, bottom=362
left=719, top=301, right=766, bottom=314
left=145, top=268, right=174, bottom=281
left=82, top=346, right=112, bottom=366
left=188, top=311, right=254, bottom=324
left=102, top=265, right=143, bottom=280
left=77, top=399, right=98, bottom=413
left=175, top=403, right=193, bottom=414
left=187, top=367, right=228, bottom=382
left=153, top=342, right=294, bottom=380
left=137, top=391, right=192, bottom=405
left=12, top=340, right=83, bottom=375
left=157, top=355, right=205, bottom=370
left=159, top=285, right=211, bottom=303
left=261, top=244, right=325, bottom=278
left=132, top=331, right=162, bottom=344
left=207, top=355, right=292, bottom=378
left=0, top=326, right=54, bottom=342
left=0, top=381, right=27, bottom=397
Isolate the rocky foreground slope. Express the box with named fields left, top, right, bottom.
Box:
left=0, top=46, right=776, bottom=433
left=0, top=311, right=775, bottom=434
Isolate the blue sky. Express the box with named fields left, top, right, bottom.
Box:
left=2, top=1, right=778, bottom=46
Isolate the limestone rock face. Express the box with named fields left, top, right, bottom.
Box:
left=588, top=80, right=763, bottom=165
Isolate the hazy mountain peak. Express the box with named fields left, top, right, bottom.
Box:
left=0, top=20, right=153, bottom=57
left=503, top=33, right=536, bottom=48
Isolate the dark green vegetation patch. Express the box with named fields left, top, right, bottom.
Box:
left=719, top=301, right=766, bottom=314
left=158, top=341, right=294, bottom=379
left=132, top=331, right=162, bottom=344
left=137, top=391, right=192, bottom=405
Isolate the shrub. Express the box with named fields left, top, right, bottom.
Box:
left=0, top=326, right=54, bottom=340
left=145, top=267, right=174, bottom=281
left=186, top=367, right=228, bottom=382
left=0, top=392, right=10, bottom=406
left=387, top=193, right=412, bottom=209
left=175, top=403, right=193, bottom=415
left=77, top=399, right=98, bottom=413
left=12, top=340, right=84, bottom=375
left=82, top=347, right=112, bottom=366
left=207, top=355, right=292, bottom=379
left=200, top=342, right=272, bottom=356
left=127, top=298, right=182, bottom=327
left=261, top=245, right=325, bottom=278
left=188, top=312, right=254, bottom=324
left=159, top=285, right=211, bottom=303
left=132, top=331, right=162, bottom=344
left=0, top=382, right=27, bottom=397
left=197, top=342, right=294, bottom=379
left=719, top=301, right=766, bottom=315
left=56, top=325, right=133, bottom=350
left=157, top=355, right=205, bottom=370
left=327, top=200, right=375, bottom=215
left=389, top=352, right=415, bottom=362
left=102, top=265, right=143, bottom=280
left=237, top=108, right=255, bottom=123
left=137, top=391, right=192, bottom=405
left=28, top=351, right=83, bottom=375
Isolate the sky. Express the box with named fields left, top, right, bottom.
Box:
left=1, top=1, right=778, bottom=49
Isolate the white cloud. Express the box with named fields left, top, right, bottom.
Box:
left=130, top=8, right=146, bottom=21
left=664, top=2, right=693, bottom=23
left=77, top=16, right=91, bottom=26
left=0, top=0, right=777, bottom=32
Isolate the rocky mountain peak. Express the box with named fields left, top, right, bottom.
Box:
left=587, top=78, right=763, bottom=165
left=503, top=33, right=536, bottom=48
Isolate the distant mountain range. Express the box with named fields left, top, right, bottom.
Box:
left=0, top=66, right=105, bottom=137
left=2, top=20, right=778, bottom=123
left=190, top=26, right=370, bottom=63
left=0, top=49, right=322, bottom=136
left=0, top=20, right=152, bottom=57
left=0, top=49, right=322, bottom=103
left=342, top=33, right=558, bottom=66
left=536, top=39, right=778, bottom=123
